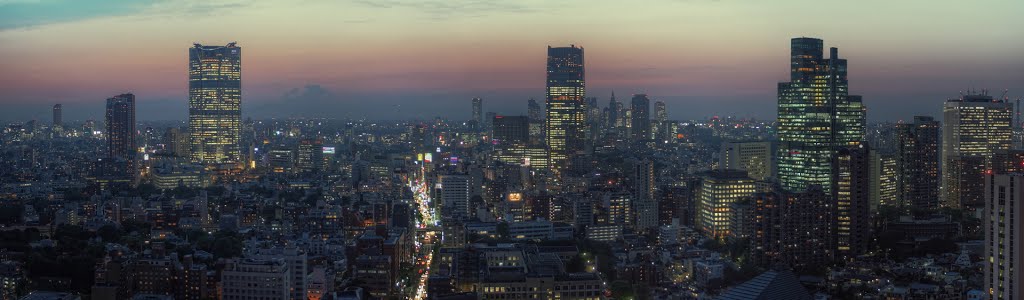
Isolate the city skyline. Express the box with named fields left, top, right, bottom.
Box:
left=0, top=0, right=1021, bottom=122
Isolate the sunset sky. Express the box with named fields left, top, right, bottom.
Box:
left=0, top=0, right=1021, bottom=122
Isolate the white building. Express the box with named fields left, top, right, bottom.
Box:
left=250, top=247, right=308, bottom=300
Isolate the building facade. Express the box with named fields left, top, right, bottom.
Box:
left=896, top=116, right=940, bottom=209
left=189, top=43, right=242, bottom=164
left=983, top=174, right=1024, bottom=300
left=942, top=93, right=1012, bottom=209
left=106, top=93, right=136, bottom=178
left=777, top=37, right=865, bottom=193
left=545, top=45, right=586, bottom=176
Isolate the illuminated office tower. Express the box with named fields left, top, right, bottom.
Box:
left=441, top=175, right=471, bottom=221
left=896, top=116, right=940, bottom=209
left=545, top=45, right=586, bottom=175
left=105, top=93, right=136, bottom=177
left=631, top=94, right=651, bottom=142
left=697, top=170, right=756, bottom=238
left=776, top=37, right=865, bottom=193
left=472, top=97, right=483, bottom=124
left=189, top=42, right=241, bottom=164
left=52, top=104, right=62, bottom=128
left=834, top=144, right=873, bottom=259
left=984, top=173, right=1024, bottom=300
left=942, top=92, right=1012, bottom=208
left=720, top=141, right=772, bottom=181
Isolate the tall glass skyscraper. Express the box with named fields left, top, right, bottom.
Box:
left=189, top=42, right=241, bottom=164
left=545, top=45, right=586, bottom=174
left=106, top=93, right=136, bottom=176
left=776, top=37, right=865, bottom=193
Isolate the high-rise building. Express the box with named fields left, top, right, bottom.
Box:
left=896, top=116, right=940, bottom=209
left=527, top=98, right=544, bottom=145
left=105, top=93, right=136, bottom=177
left=834, top=144, right=873, bottom=259
left=472, top=97, right=483, bottom=125
left=870, top=152, right=897, bottom=208
left=751, top=186, right=834, bottom=270
left=189, top=42, right=241, bottom=164
left=605, top=92, right=618, bottom=130
left=697, top=170, right=756, bottom=238
left=942, top=92, right=1013, bottom=209
left=165, top=127, right=189, bottom=157
left=720, top=141, right=772, bottom=181
left=777, top=37, right=865, bottom=193
left=983, top=173, right=1024, bottom=300
left=631, top=94, right=651, bottom=143
left=52, top=104, right=62, bottom=128
left=633, top=160, right=657, bottom=231
left=296, top=138, right=324, bottom=173
left=492, top=115, right=530, bottom=146
left=654, top=100, right=666, bottom=123
left=545, top=45, right=586, bottom=175
left=441, top=175, right=471, bottom=221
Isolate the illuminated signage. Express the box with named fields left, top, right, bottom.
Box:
left=508, top=192, right=523, bottom=202
left=424, top=153, right=433, bottom=163
left=322, top=146, right=336, bottom=154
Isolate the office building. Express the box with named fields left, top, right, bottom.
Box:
left=250, top=247, right=308, bottom=300
left=896, top=116, right=940, bottom=209
left=189, top=42, right=241, bottom=164
left=441, top=175, right=472, bottom=221
left=221, top=258, right=291, bottom=300
left=983, top=174, right=1024, bottom=300
left=164, top=128, right=189, bottom=157
left=697, top=170, right=756, bottom=238
left=752, top=186, right=834, bottom=270
left=633, top=160, right=657, bottom=231
left=296, top=138, right=324, bottom=173
left=631, top=94, right=651, bottom=142
left=720, top=141, right=772, bottom=181
left=472, top=97, right=483, bottom=125
left=870, top=153, right=897, bottom=208
left=545, top=45, right=586, bottom=175
left=777, top=37, right=866, bottom=193
left=834, top=144, right=873, bottom=259
left=492, top=115, right=529, bottom=146
left=105, top=93, right=136, bottom=177
left=654, top=100, right=666, bottom=123
left=52, top=104, right=62, bottom=128
left=942, top=92, right=1012, bottom=208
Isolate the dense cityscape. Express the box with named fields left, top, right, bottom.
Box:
left=1, top=2, right=1023, bottom=300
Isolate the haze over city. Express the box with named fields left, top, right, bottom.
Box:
left=1, top=0, right=1021, bottom=122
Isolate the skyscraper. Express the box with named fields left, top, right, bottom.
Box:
left=631, top=94, right=651, bottom=143
left=105, top=93, right=136, bottom=177
left=633, top=160, right=657, bottom=231
left=776, top=37, right=866, bottom=193
left=527, top=98, right=544, bottom=145
left=984, top=173, right=1024, bottom=300
left=606, top=92, right=619, bottom=131
left=52, top=104, right=62, bottom=128
left=834, top=144, right=873, bottom=259
left=189, top=42, right=241, bottom=164
left=472, top=97, right=483, bottom=125
left=545, top=45, right=586, bottom=175
left=654, top=100, right=666, bottom=123
left=942, top=92, right=1012, bottom=208
left=896, top=116, right=940, bottom=209
left=752, top=186, right=834, bottom=270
